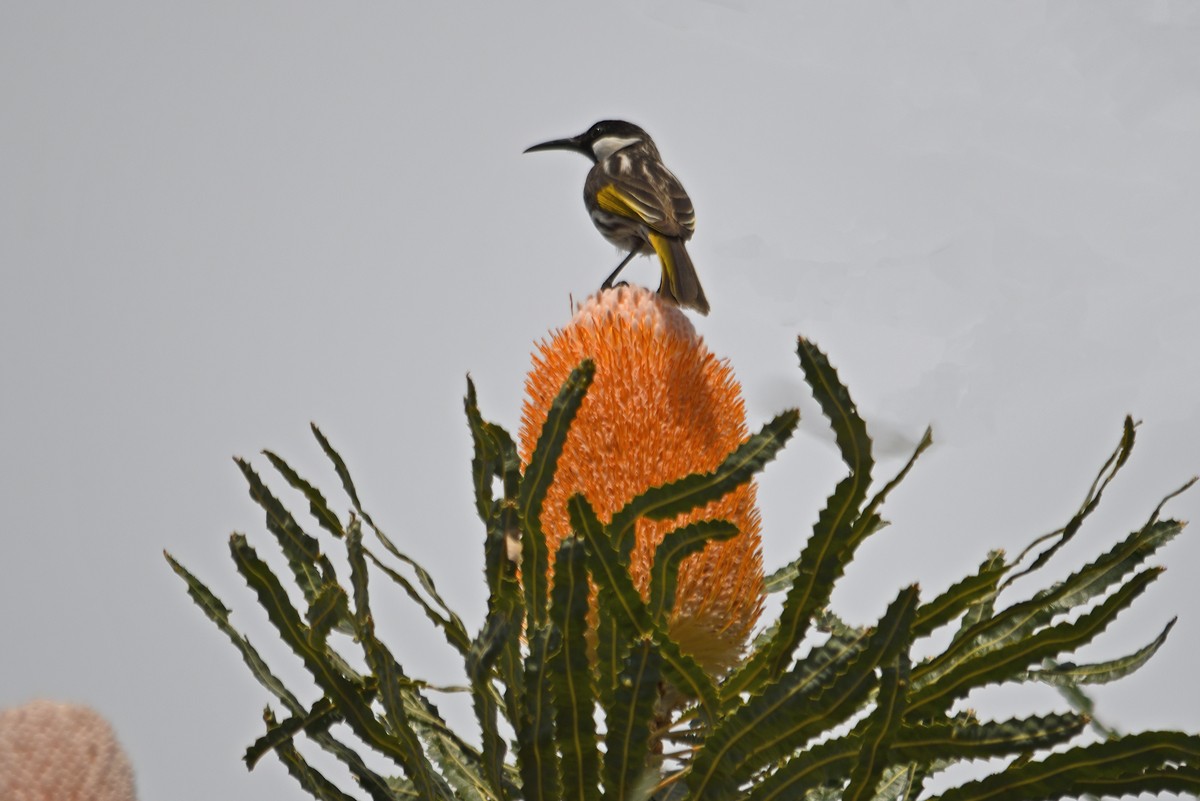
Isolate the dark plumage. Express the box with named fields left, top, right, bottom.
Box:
left=525, top=120, right=710, bottom=315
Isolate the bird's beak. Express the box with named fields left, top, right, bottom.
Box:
left=523, top=134, right=586, bottom=155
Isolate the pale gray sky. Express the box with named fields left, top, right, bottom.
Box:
left=2, top=3, right=1198, bottom=799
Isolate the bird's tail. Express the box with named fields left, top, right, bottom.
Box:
left=648, top=232, right=710, bottom=315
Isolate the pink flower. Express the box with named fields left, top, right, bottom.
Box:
left=0, top=700, right=136, bottom=801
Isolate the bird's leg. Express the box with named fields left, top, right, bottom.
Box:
left=600, top=250, right=638, bottom=290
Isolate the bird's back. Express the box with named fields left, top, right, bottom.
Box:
left=584, top=145, right=695, bottom=241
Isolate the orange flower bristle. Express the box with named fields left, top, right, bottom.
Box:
left=519, top=285, right=763, bottom=674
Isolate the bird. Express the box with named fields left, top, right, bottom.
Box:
left=524, top=120, right=710, bottom=315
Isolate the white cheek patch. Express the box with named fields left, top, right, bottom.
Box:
left=591, top=135, right=642, bottom=161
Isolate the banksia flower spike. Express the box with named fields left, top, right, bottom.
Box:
left=0, top=700, right=137, bottom=801
left=519, top=285, right=764, bottom=674
left=170, top=279, right=1199, bottom=800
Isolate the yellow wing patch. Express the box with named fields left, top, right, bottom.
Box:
left=596, top=184, right=658, bottom=225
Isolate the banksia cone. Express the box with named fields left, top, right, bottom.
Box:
left=519, top=285, right=763, bottom=674
left=0, top=700, right=137, bottom=801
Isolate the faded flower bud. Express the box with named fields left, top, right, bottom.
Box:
left=0, top=700, right=137, bottom=801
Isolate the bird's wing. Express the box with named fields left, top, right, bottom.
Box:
left=659, top=165, right=696, bottom=237
left=592, top=161, right=694, bottom=239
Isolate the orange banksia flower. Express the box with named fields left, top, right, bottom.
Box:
left=519, top=285, right=763, bottom=674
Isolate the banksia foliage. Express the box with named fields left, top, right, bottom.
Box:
left=167, top=288, right=1200, bottom=800
left=0, top=700, right=137, bottom=801
left=520, top=287, right=763, bottom=674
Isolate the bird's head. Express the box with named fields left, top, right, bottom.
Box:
left=524, top=119, right=652, bottom=164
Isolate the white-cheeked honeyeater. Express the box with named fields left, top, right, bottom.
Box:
left=525, top=120, right=710, bottom=316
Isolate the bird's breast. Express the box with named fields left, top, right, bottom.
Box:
left=588, top=208, right=645, bottom=251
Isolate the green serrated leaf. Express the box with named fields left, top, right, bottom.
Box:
left=310, top=423, right=373, bottom=528
left=748, top=711, right=1087, bottom=801
left=229, top=529, right=358, bottom=691
left=465, top=377, right=523, bottom=547
left=1148, top=474, right=1199, bottom=524
left=893, top=712, right=1087, bottom=766
left=467, top=378, right=523, bottom=506
left=167, top=552, right=409, bottom=796
left=420, top=708, right=498, bottom=801
left=230, top=532, right=448, bottom=797
left=365, top=549, right=472, bottom=657
left=164, top=551, right=304, bottom=711
left=814, top=608, right=866, bottom=639
left=722, top=471, right=867, bottom=703
left=874, top=764, right=922, bottom=801
left=595, top=572, right=625, bottom=710
left=605, top=636, right=663, bottom=801
left=466, top=376, right=502, bottom=523
left=913, top=552, right=1006, bottom=640
left=762, top=560, right=799, bottom=595
left=234, top=457, right=328, bottom=607
left=925, top=518, right=1181, bottom=686
left=848, top=427, right=931, bottom=554
left=519, top=359, right=595, bottom=631
left=608, top=410, right=799, bottom=561
left=741, top=355, right=929, bottom=713
left=350, top=562, right=494, bottom=800
left=469, top=387, right=526, bottom=731
left=955, top=585, right=998, bottom=646
left=1029, top=617, right=1176, bottom=687
left=727, top=349, right=916, bottom=705
left=549, top=537, right=601, bottom=801
left=401, top=680, right=504, bottom=801
left=263, top=450, right=346, bottom=539
left=305, top=425, right=475, bottom=662
left=796, top=336, right=872, bottom=476
left=570, top=494, right=720, bottom=720
left=742, top=729, right=863, bottom=801
left=361, top=526, right=472, bottom=663
left=467, top=613, right=518, bottom=796
left=306, top=583, right=351, bottom=648
left=489, top=561, right=526, bottom=733
left=909, top=567, right=1162, bottom=720
left=309, top=430, right=474, bottom=671
left=1026, top=519, right=1180, bottom=627
left=689, top=586, right=918, bottom=801
left=344, top=525, right=457, bottom=800
left=785, top=628, right=871, bottom=702
left=263, top=706, right=360, bottom=801
left=1004, top=417, right=1136, bottom=589
left=1067, top=766, right=1200, bottom=799
left=844, top=654, right=910, bottom=801
left=245, top=698, right=337, bottom=769
left=930, top=730, right=1200, bottom=801
left=648, top=520, right=739, bottom=621
left=516, top=625, right=563, bottom=801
